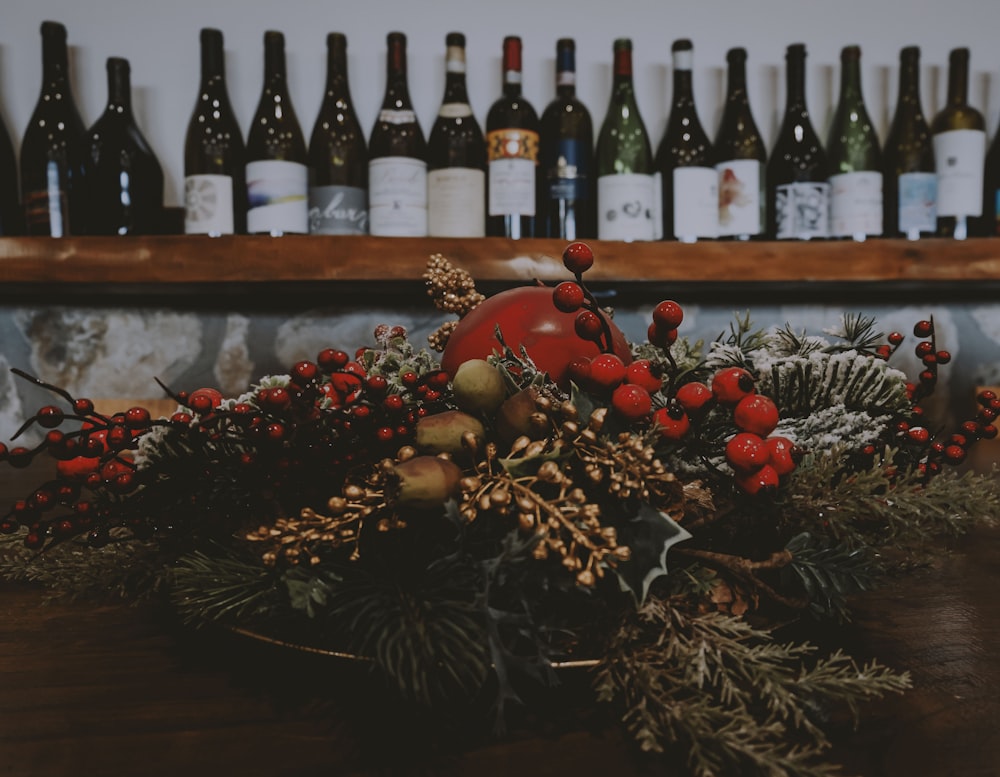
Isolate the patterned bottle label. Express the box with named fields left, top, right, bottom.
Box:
left=716, top=159, right=763, bottom=237
left=487, top=128, right=539, bottom=216
left=368, top=156, right=428, bottom=237
left=672, top=166, right=719, bottom=241
left=184, top=174, right=234, bottom=235
left=546, top=138, right=590, bottom=202
left=774, top=181, right=830, bottom=239
left=308, top=185, right=368, bottom=235
left=898, top=172, right=937, bottom=238
left=934, top=129, right=986, bottom=217
left=246, top=160, right=308, bottom=235
left=597, top=173, right=657, bottom=242
left=427, top=167, right=485, bottom=237
left=830, top=171, right=883, bottom=238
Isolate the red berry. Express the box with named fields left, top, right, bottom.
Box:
left=317, top=349, right=350, bottom=371
left=907, top=426, right=930, bottom=444
left=652, top=300, right=684, bottom=330
left=36, top=405, right=64, bottom=428
left=552, top=281, right=586, bottom=313
left=566, top=357, right=592, bottom=388
left=887, top=332, right=904, bottom=346
left=733, top=394, right=780, bottom=437
left=914, top=341, right=934, bottom=358
left=725, top=432, right=769, bottom=472
left=944, top=444, right=966, bottom=464
left=647, top=321, right=678, bottom=349
left=588, top=354, right=627, bottom=390
left=875, top=345, right=891, bottom=360
left=764, top=436, right=799, bottom=476
left=376, top=426, right=395, bottom=442
left=675, top=382, right=713, bottom=413
left=624, top=359, right=662, bottom=393
left=366, top=375, right=389, bottom=396
left=562, top=242, right=594, bottom=274
left=735, top=464, right=780, bottom=495
left=400, top=371, right=419, bottom=388
left=982, top=424, right=998, bottom=439
left=936, top=350, right=951, bottom=365
left=73, top=398, right=95, bottom=415
left=389, top=325, right=407, bottom=339
left=913, top=320, right=934, bottom=338
left=125, top=406, right=151, bottom=429
left=611, top=384, right=652, bottom=421
left=383, top=394, right=405, bottom=413
left=711, top=367, right=755, bottom=404
left=574, top=310, right=604, bottom=342
left=292, top=361, right=320, bottom=383
left=263, top=387, right=291, bottom=409
left=653, top=406, right=690, bottom=440
left=978, top=390, right=998, bottom=406
left=189, top=388, right=223, bottom=413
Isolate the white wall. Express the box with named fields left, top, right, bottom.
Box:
left=2, top=0, right=999, bottom=209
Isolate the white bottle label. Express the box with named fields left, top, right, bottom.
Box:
left=716, top=160, right=763, bottom=237
left=368, top=156, right=428, bottom=237
left=672, top=166, right=719, bottom=240
left=185, top=174, right=235, bottom=235
left=428, top=167, right=485, bottom=237
left=830, top=171, right=883, bottom=238
left=774, top=181, right=830, bottom=239
left=898, top=172, right=937, bottom=238
left=378, top=109, right=417, bottom=125
left=245, top=160, right=308, bottom=235
left=308, top=185, right=368, bottom=235
left=934, top=129, right=986, bottom=217
left=438, top=103, right=473, bottom=119
left=487, top=128, right=538, bottom=216
left=597, top=173, right=657, bottom=242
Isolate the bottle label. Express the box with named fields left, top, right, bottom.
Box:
left=774, top=182, right=830, bottom=239
left=246, top=160, right=308, bottom=235
left=428, top=167, right=485, bottom=237
left=24, top=161, right=67, bottom=237
left=438, top=102, right=473, bottom=119
left=378, top=109, right=417, bottom=125
left=830, top=171, right=883, bottom=237
left=672, top=166, right=719, bottom=240
left=368, top=156, right=428, bottom=236
left=556, top=71, right=576, bottom=87
left=487, top=129, right=539, bottom=216
left=546, top=138, right=590, bottom=201
left=716, top=159, right=763, bottom=237
left=308, top=185, right=368, bottom=235
left=934, top=129, right=986, bottom=217
left=184, top=174, right=234, bottom=235
left=597, top=173, right=657, bottom=241
left=898, top=172, right=937, bottom=237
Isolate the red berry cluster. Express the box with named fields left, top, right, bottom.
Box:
left=554, top=242, right=619, bottom=357
left=864, top=317, right=996, bottom=479
left=653, top=366, right=799, bottom=495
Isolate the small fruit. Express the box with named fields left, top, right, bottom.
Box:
left=562, top=242, right=594, bottom=274
left=733, top=394, right=780, bottom=437
left=451, top=359, right=507, bottom=416
left=913, top=320, right=933, bottom=338
left=625, top=359, right=662, bottom=393
left=735, top=464, right=780, bottom=495
left=652, top=300, right=684, bottom=330
left=391, top=456, right=463, bottom=510
left=711, top=367, right=755, bottom=404
left=552, top=282, right=585, bottom=313
left=414, top=410, right=486, bottom=456
left=725, top=432, right=769, bottom=472
left=653, top=406, right=690, bottom=440
left=765, top=436, right=799, bottom=476
left=588, top=353, right=627, bottom=391
left=611, top=383, right=652, bottom=421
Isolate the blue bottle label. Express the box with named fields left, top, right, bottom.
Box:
left=546, top=139, right=590, bottom=201
left=897, top=172, right=936, bottom=238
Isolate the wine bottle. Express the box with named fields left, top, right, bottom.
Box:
left=931, top=47, right=986, bottom=240
left=184, top=28, right=246, bottom=236
left=984, top=122, right=1000, bottom=237
left=85, top=58, right=165, bottom=235
left=655, top=39, right=717, bottom=242
left=368, top=32, right=428, bottom=237
left=0, top=103, right=20, bottom=236
left=246, top=30, right=309, bottom=236
left=426, top=32, right=486, bottom=238
left=826, top=45, right=883, bottom=241
left=486, top=36, right=540, bottom=239
left=595, top=38, right=659, bottom=242
left=766, top=43, right=829, bottom=240
left=308, top=32, right=368, bottom=236
left=539, top=38, right=595, bottom=239
left=714, top=47, right=766, bottom=240
left=20, top=20, right=88, bottom=237
left=883, top=46, right=936, bottom=240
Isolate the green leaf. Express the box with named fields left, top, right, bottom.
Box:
left=283, top=570, right=336, bottom=618
left=614, top=503, right=692, bottom=604
left=499, top=443, right=567, bottom=478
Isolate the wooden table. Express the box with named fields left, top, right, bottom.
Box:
left=2, top=500, right=1000, bottom=776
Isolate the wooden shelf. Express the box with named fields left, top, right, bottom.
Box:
left=1, top=235, right=1000, bottom=287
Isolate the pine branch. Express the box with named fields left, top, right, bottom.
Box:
left=782, top=533, right=874, bottom=622
left=171, top=546, right=284, bottom=626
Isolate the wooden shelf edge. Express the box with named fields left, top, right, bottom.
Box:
left=1, top=235, right=999, bottom=285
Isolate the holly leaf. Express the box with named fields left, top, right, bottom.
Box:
left=614, top=503, right=692, bottom=604
left=282, top=570, right=336, bottom=618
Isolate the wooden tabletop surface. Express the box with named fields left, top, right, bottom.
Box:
left=2, top=487, right=1000, bottom=776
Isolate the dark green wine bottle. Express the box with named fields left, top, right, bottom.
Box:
left=655, top=39, right=716, bottom=242
left=714, top=47, right=766, bottom=240
left=827, top=45, right=882, bottom=240
left=883, top=46, right=936, bottom=239
left=0, top=95, right=20, bottom=235
left=766, top=43, right=829, bottom=240
left=931, top=47, right=986, bottom=240
left=595, top=38, right=658, bottom=242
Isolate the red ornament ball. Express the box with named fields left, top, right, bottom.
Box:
left=562, top=242, right=595, bottom=274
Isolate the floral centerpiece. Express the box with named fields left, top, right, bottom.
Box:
left=1, top=242, right=998, bottom=776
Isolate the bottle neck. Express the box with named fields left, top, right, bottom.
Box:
left=325, top=40, right=349, bottom=97
left=838, top=53, right=863, bottom=105
left=725, top=57, right=748, bottom=102
left=200, top=30, right=225, bottom=83
left=41, top=29, right=70, bottom=85
left=443, top=46, right=470, bottom=103
left=672, top=68, right=694, bottom=106
left=947, top=52, right=969, bottom=105
left=502, top=38, right=522, bottom=97
left=105, top=58, right=132, bottom=113
left=612, top=47, right=634, bottom=91
left=556, top=43, right=575, bottom=97
left=898, top=51, right=920, bottom=101
left=785, top=52, right=807, bottom=113
left=263, top=35, right=287, bottom=86
left=383, top=40, right=412, bottom=108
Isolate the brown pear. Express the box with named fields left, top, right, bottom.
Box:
left=415, top=409, right=486, bottom=455
left=391, top=456, right=463, bottom=510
